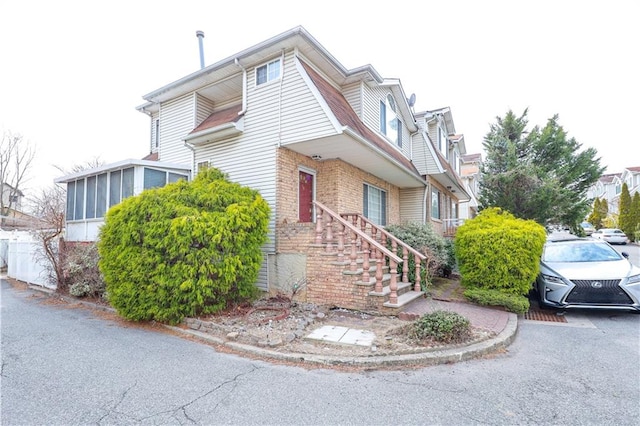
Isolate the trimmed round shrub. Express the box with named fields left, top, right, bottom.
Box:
left=411, top=310, right=472, bottom=343
left=454, top=207, right=546, bottom=296
left=98, top=168, right=270, bottom=325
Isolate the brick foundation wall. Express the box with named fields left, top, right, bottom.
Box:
left=274, top=147, right=403, bottom=310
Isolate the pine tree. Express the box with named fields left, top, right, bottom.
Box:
left=480, top=110, right=604, bottom=226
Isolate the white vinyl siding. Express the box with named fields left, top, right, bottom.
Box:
left=399, top=187, right=425, bottom=223
left=158, top=94, right=195, bottom=165
left=194, top=57, right=287, bottom=291
left=361, top=85, right=411, bottom=158
left=342, top=82, right=363, bottom=118
left=279, top=54, right=338, bottom=144
left=195, top=93, right=215, bottom=127
left=410, top=130, right=440, bottom=175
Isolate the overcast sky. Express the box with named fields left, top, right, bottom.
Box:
left=1, top=0, right=638, bottom=197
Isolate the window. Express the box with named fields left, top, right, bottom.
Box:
left=143, top=168, right=188, bottom=190
left=431, top=189, right=440, bottom=220
left=96, top=173, right=108, bottom=218
left=197, top=161, right=209, bottom=174
left=63, top=167, right=187, bottom=222
left=438, top=127, right=448, bottom=157
left=122, top=168, right=134, bottom=199
left=73, top=179, right=85, bottom=220
left=66, top=181, right=75, bottom=220
left=363, top=184, right=387, bottom=226
left=256, top=58, right=281, bottom=85
left=109, top=170, right=122, bottom=207
left=144, top=168, right=169, bottom=189
left=380, top=94, right=402, bottom=147
left=85, top=176, right=97, bottom=219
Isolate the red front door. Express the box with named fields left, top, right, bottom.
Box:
left=299, top=171, right=314, bottom=222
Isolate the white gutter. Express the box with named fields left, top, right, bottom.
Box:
left=234, top=58, right=248, bottom=116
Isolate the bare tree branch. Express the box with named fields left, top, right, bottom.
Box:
left=0, top=130, right=36, bottom=217
left=29, top=185, right=66, bottom=288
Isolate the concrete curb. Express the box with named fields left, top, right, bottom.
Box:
left=18, top=281, right=519, bottom=368
left=165, top=313, right=518, bottom=367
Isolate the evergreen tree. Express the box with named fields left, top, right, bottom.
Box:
left=618, top=182, right=633, bottom=238
left=630, top=191, right=640, bottom=242
left=587, top=198, right=601, bottom=229
left=588, top=197, right=608, bottom=230
left=480, top=110, right=604, bottom=227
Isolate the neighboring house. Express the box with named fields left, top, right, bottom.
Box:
left=587, top=167, right=639, bottom=216
left=412, top=108, right=469, bottom=237
left=0, top=183, right=34, bottom=229
left=621, top=166, right=640, bottom=196
left=57, top=26, right=470, bottom=314
left=458, top=153, right=482, bottom=220
left=1, top=183, right=24, bottom=213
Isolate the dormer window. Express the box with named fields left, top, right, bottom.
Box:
left=380, top=94, right=402, bottom=147
left=256, top=58, right=281, bottom=86
left=438, top=126, right=448, bottom=158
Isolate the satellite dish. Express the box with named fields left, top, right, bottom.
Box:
left=408, top=93, right=416, bottom=107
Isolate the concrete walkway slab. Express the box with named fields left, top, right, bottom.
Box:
left=305, top=325, right=375, bottom=347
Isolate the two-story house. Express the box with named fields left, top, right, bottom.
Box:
left=56, top=26, right=469, bottom=314
left=587, top=167, right=640, bottom=216
left=458, top=153, right=482, bottom=221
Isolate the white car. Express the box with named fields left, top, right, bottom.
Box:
left=591, top=228, right=628, bottom=245
left=535, top=237, right=640, bottom=312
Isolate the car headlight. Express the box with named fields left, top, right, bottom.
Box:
left=627, top=274, right=640, bottom=285
left=541, top=274, right=566, bottom=285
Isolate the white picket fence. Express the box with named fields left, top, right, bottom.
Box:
left=1, top=230, right=55, bottom=289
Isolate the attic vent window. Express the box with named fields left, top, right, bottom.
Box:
left=256, top=58, right=281, bottom=86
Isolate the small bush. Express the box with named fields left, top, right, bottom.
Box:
left=386, top=222, right=453, bottom=288
left=62, top=243, right=106, bottom=298
left=411, top=310, right=472, bottom=343
left=69, top=282, right=92, bottom=297
left=463, top=288, right=530, bottom=315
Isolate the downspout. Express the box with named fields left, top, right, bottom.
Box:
left=277, top=48, right=285, bottom=146
left=183, top=141, right=196, bottom=179
left=423, top=181, right=429, bottom=224
left=234, top=58, right=247, bottom=116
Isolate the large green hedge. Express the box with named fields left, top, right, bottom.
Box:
left=454, top=207, right=546, bottom=296
left=98, top=168, right=270, bottom=324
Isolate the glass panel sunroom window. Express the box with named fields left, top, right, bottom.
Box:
left=144, top=168, right=167, bottom=190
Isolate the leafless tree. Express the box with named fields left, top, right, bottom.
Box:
left=0, top=130, right=36, bottom=219
left=53, top=157, right=104, bottom=175
left=29, top=158, right=106, bottom=289
left=29, top=184, right=66, bottom=288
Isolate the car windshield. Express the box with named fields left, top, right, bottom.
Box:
left=543, top=242, right=623, bottom=263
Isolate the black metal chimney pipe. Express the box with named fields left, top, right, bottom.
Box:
left=196, top=30, right=205, bottom=69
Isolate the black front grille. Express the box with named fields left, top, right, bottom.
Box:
left=566, top=279, right=632, bottom=304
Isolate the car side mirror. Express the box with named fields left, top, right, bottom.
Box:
left=621, top=252, right=629, bottom=259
